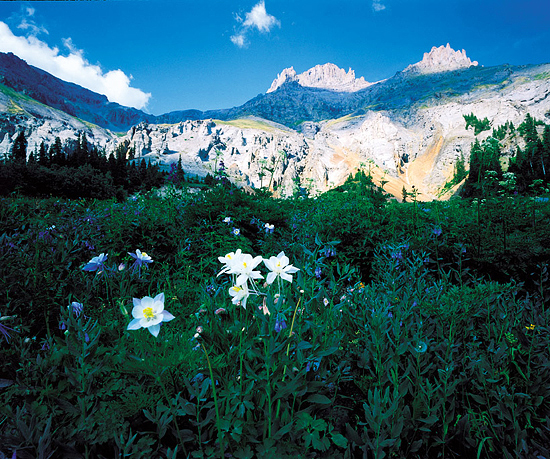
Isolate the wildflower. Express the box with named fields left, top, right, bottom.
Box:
left=82, top=253, right=108, bottom=272
left=432, top=227, right=442, bottom=237
left=217, top=249, right=243, bottom=276
left=323, top=298, right=329, bottom=307
left=196, top=326, right=204, bottom=334
left=127, top=293, right=175, bottom=338
left=315, top=267, right=322, bottom=279
left=274, top=315, right=287, bottom=333
left=525, top=324, right=536, bottom=331
left=214, top=308, right=227, bottom=315
left=232, top=228, right=240, bottom=236
left=223, top=217, right=232, bottom=224
left=229, top=283, right=250, bottom=308
left=118, top=263, right=126, bottom=271
left=263, top=251, right=300, bottom=284
left=259, top=298, right=270, bottom=315
left=0, top=321, right=16, bottom=343
left=414, top=341, right=428, bottom=353
left=129, top=249, right=153, bottom=268
left=231, top=253, right=264, bottom=286
left=69, top=302, right=84, bottom=318
left=265, top=223, right=274, bottom=233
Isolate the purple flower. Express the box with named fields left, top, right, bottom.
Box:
left=391, top=250, right=403, bottom=260
left=432, top=227, right=442, bottom=237
left=82, top=253, right=108, bottom=272
left=274, top=316, right=287, bottom=333
left=59, top=320, right=67, bottom=331
left=315, top=267, right=322, bottom=279
left=69, top=302, right=84, bottom=318
left=0, top=322, right=15, bottom=343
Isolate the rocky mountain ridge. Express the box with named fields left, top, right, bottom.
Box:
left=1, top=45, right=550, bottom=200
left=403, top=43, right=478, bottom=74
left=267, top=63, right=373, bottom=93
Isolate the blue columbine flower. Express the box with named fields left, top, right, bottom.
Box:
left=82, top=253, right=108, bottom=272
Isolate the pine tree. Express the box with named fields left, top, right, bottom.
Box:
left=11, top=131, right=27, bottom=165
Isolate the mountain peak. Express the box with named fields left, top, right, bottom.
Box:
left=267, top=63, right=372, bottom=93
left=404, top=43, right=479, bottom=74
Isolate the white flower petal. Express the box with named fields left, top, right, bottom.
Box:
left=162, top=311, right=175, bottom=322
left=127, top=318, right=142, bottom=330
left=148, top=324, right=161, bottom=337
left=280, top=272, right=293, bottom=283
left=266, top=272, right=277, bottom=284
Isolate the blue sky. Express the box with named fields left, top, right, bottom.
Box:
left=0, top=0, right=549, bottom=115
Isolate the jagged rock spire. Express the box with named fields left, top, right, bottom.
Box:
left=404, top=43, right=479, bottom=74
left=267, top=63, right=372, bottom=93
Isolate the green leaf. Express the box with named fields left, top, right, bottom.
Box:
left=306, top=394, right=332, bottom=405
left=331, top=432, right=348, bottom=448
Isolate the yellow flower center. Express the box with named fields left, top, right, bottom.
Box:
left=143, top=307, right=155, bottom=320
left=243, top=262, right=247, bottom=268
left=142, top=252, right=148, bottom=257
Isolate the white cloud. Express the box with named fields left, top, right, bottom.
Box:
left=243, top=1, right=280, bottom=33
left=231, top=1, right=280, bottom=48
left=372, top=0, right=386, bottom=12
left=0, top=21, right=151, bottom=110
left=230, top=33, right=247, bottom=48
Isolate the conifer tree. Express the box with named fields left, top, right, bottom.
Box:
left=11, top=131, right=27, bottom=165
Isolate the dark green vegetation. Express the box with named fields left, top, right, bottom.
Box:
left=0, top=133, right=165, bottom=199
left=463, top=113, right=550, bottom=197
left=1, top=169, right=549, bottom=458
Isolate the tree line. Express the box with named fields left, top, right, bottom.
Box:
left=463, top=113, right=550, bottom=196
left=0, top=132, right=165, bottom=199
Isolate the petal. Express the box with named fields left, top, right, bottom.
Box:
left=148, top=324, right=161, bottom=337
left=127, top=318, right=142, bottom=330
left=284, top=265, right=300, bottom=274
left=266, top=272, right=277, bottom=284
left=280, top=272, right=293, bottom=283
left=141, top=315, right=163, bottom=327
left=236, top=274, right=248, bottom=286
left=162, top=310, right=175, bottom=322
left=133, top=297, right=142, bottom=308
left=277, top=251, right=285, bottom=259
left=154, top=292, right=165, bottom=304
left=131, top=304, right=144, bottom=319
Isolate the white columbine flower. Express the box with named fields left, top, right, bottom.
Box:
left=217, top=249, right=243, bottom=277
left=127, top=293, right=175, bottom=337
left=230, top=253, right=264, bottom=286
left=263, top=251, right=300, bottom=284
left=229, top=283, right=250, bottom=308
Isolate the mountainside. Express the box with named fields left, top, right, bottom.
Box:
left=1, top=45, right=550, bottom=200
left=0, top=52, right=155, bottom=132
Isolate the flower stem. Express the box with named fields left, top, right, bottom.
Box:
left=201, top=343, right=224, bottom=457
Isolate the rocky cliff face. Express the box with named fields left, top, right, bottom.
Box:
left=403, top=43, right=478, bottom=74
left=2, top=45, right=550, bottom=200
left=0, top=83, right=117, bottom=159
left=267, top=63, right=372, bottom=93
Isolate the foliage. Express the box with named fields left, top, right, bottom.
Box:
left=1, top=169, right=550, bottom=458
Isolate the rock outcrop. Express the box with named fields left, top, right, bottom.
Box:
left=267, top=63, right=372, bottom=93
left=403, top=43, right=478, bottom=74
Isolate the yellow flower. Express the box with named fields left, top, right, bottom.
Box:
left=525, top=324, right=535, bottom=331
